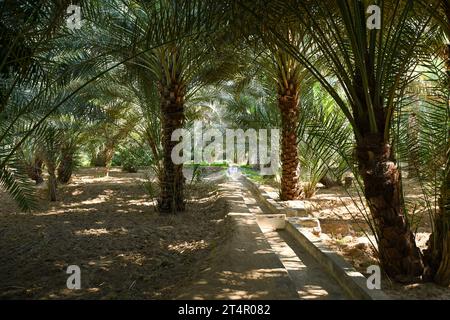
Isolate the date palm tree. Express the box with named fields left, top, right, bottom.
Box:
left=270, top=47, right=311, bottom=200
left=415, top=0, right=450, bottom=286
left=99, top=0, right=236, bottom=213
left=223, top=20, right=313, bottom=200
left=0, top=0, right=223, bottom=212
left=0, top=0, right=76, bottom=209
left=239, top=0, right=439, bottom=281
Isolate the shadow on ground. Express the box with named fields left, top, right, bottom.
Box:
left=0, top=169, right=230, bottom=299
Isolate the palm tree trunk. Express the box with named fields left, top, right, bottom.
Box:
left=104, top=146, right=115, bottom=177
left=57, top=147, right=74, bottom=184
left=356, top=134, right=423, bottom=282
left=27, top=157, right=44, bottom=185
left=278, top=85, right=301, bottom=200
left=158, top=80, right=185, bottom=213
left=423, top=169, right=450, bottom=285
left=432, top=166, right=450, bottom=285
left=92, top=151, right=107, bottom=167
left=46, top=161, right=57, bottom=202
left=91, top=146, right=115, bottom=176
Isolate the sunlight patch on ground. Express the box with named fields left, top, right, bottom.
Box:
left=33, top=207, right=97, bottom=216
left=219, top=268, right=288, bottom=281
left=73, top=175, right=147, bottom=185
left=299, top=285, right=329, bottom=299
left=71, top=189, right=84, bottom=196
left=126, top=199, right=153, bottom=206
left=117, top=253, right=146, bottom=266
left=79, top=191, right=114, bottom=205
left=168, top=240, right=208, bottom=254
left=74, top=227, right=128, bottom=236
left=86, top=258, right=114, bottom=272
left=75, top=228, right=109, bottom=236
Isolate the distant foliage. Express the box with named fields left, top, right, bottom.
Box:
left=112, top=144, right=153, bottom=173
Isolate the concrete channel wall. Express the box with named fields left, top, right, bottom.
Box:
left=241, top=174, right=390, bottom=300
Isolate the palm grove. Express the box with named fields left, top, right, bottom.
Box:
left=0, top=0, right=449, bottom=286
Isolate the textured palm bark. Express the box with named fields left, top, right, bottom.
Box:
left=26, top=158, right=44, bottom=185
left=278, top=88, right=301, bottom=201
left=356, top=135, right=423, bottom=282
left=423, top=201, right=450, bottom=286
left=423, top=152, right=450, bottom=286
left=57, top=148, right=74, bottom=184
left=46, top=161, right=57, bottom=202
left=103, top=146, right=115, bottom=177
left=91, top=148, right=108, bottom=167
left=158, top=80, right=185, bottom=213
left=91, top=146, right=115, bottom=175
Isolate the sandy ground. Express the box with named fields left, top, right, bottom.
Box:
left=1, top=167, right=448, bottom=300
left=304, top=181, right=450, bottom=299
left=0, top=168, right=231, bottom=299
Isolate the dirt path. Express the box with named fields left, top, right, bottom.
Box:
left=175, top=175, right=349, bottom=300
left=175, top=178, right=299, bottom=299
